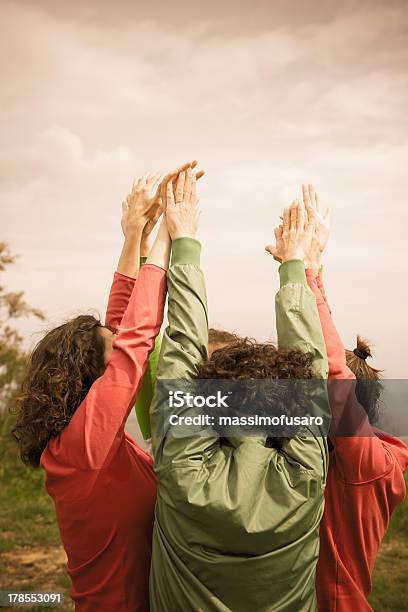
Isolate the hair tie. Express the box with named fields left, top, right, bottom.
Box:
left=353, top=348, right=367, bottom=360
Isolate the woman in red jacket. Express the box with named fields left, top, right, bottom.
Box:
left=12, top=163, right=198, bottom=611
left=298, top=184, right=408, bottom=611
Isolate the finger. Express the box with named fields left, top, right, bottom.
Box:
left=184, top=168, right=193, bottom=203
left=173, top=161, right=193, bottom=176
left=290, top=201, right=298, bottom=231
left=175, top=171, right=185, bottom=203
left=297, top=200, right=305, bottom=233
left=274, top=226, right=283, bottom=239
left=166, top=180, right=175, bottom=207
left=195, top=170, right=205, bottom=180
left=160, top=167, right=178, bottom=199
left=282, top=207, right=290, bottom=234
left=306, top=205, right=317, bottom=230
left=323, top=207, right=330, bottom=222
left=161, top=170, right=175, bottom=186
left=138, top=175, right=148, bottom=190
left=308, top=184, right=318, bottom=211
left=190, top=174, right=197, bottom=204
left=133, top=176, right=144, bottom=191
left=283, top=207, right=290, bottom=227
left=302, top=184, right=312, bottom=212
left=265, top=245, right=282, bottom=262
left=315, top=193, right=324, bottom=220
left=167, top=160, right=198, bottom=185
left=121, top=201, right=128, bottom=215
left=147, top=172, right=162, bottom=188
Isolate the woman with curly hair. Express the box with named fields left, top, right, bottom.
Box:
left=12, top=162, right=200, bottom=611
left=148, top=188, right=331, bottom=611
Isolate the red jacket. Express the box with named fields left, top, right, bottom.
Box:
left=306, top=270, right=408, bottom=611
left=41, top=265, right=166, bottom=611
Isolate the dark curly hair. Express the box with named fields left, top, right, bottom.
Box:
left=198, top=335, right=316, bottom=448
left=12, top=315, right=106, bottom=467
left=346, top=335, right=383, bottom=424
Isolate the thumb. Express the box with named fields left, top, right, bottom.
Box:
left=265, top=245, right=282, bottom=262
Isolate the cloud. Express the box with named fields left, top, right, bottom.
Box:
left=1, top=0, right=407, bottom=376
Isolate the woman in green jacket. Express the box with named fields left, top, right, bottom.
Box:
left=150, top=175, right=330, bottom=612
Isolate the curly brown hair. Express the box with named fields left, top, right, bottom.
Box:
left=198, top=335, right=316, bottom=448
left=12, top=315, right=106, bottom=467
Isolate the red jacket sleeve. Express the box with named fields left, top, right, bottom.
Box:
left=45, top=264, right=167, bottom=469
left=105, top=271, right=136, bottom=332
left=316, top=268, right=330, bottom=310
left=305, top=270, right=393, bottom=483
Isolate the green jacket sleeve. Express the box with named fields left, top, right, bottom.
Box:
left=134, top=256, right=160, bottom=440
left=150, top=238, right=219, bottom=470
left=134, top=334, right=161, bottom=439
left=276, top=259, right=330, bottom=477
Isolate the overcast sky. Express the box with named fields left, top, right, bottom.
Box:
left=1, top=0, right=408, bottom=378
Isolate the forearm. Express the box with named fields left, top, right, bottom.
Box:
left=58, top=264, right=167, bottom=468
left=140, top=233, right=150, bottom=258
left=150, top=238, right=219, bottom=468
left=276, top=260, right=328, bottom=379
left=117, top=226, right=144, bottom=278
left=147, top=218, right=171, bottom=271
left=317, top=267, right=330, bottom=307
left=305, top=269, right=353, bottom=380
left=275, top=259, right=330, bottom=474
left=106, top=253, right=153, bottom=330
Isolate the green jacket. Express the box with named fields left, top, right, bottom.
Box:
left=149, top=238, right=329, bottom=612
left=135, top=256, right=161, bottom=440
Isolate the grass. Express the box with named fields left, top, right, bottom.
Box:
left=0, top=412, right=72, bottom=610
left=0, top=411, right=407, bottom=610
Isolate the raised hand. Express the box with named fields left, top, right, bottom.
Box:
left=165, top=168, right=200, bottom=240
left=302, top=184, right=330, bottom=253
left=121, top=173, right=162, bottom=238
left=265, top=224, right=284, bottom=263
left=266, top=199, right=316, bottom=263
left=122, top=161, right=204, bottom=256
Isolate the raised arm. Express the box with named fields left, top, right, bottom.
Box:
left=105, top=173, right=163, bottom=330
left=267, top=198, right=330, bottom=476
left=150, top=169, right=219, bottom=470
left=302, top=185, right=389, bottom=482
left=51, top=174, right=173, bottom=469
left=105, top=165, right=203, bottom=440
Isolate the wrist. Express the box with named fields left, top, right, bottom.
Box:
left=282, top=252, right=304, bottom=263
left=305, top=258, right=321, bottom=271
left=170, top=231, right=197, bottom=241
left=140, top=234, right=150, bottom=257
left=124, top=224, right=145, bottom=241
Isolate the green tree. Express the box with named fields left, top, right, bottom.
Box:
left=0, top=242, right=45, bottom=449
